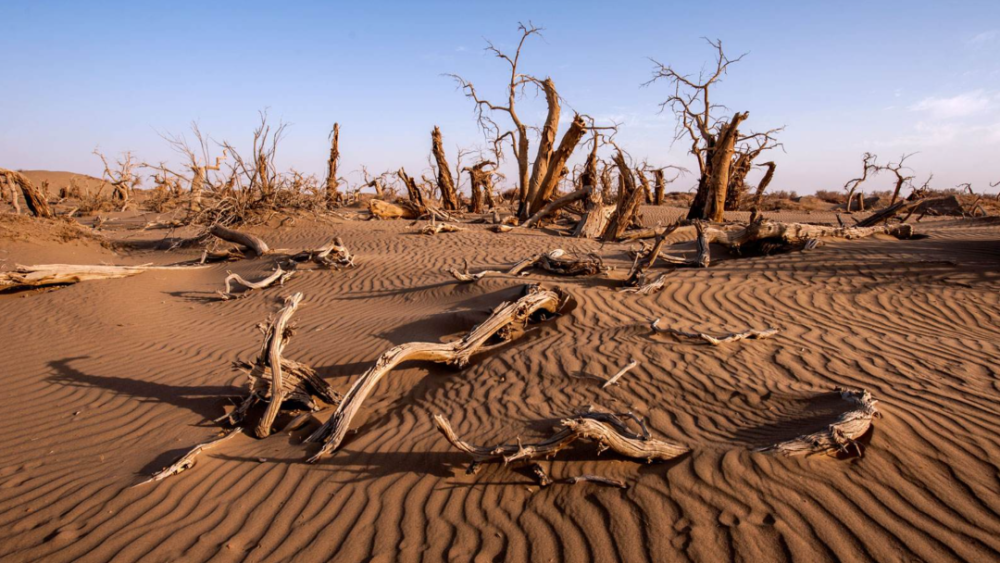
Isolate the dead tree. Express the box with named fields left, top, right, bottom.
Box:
left=450, top=24, right=588, bottom=220
left=464, top=161, right=495, bottom=213
left=325, top=123, right=341, bottom=207
left=159, top=123, right=227, bottom=213
left=879, top=153, right=917, bottom=207
left=600, top=152, right=645, bottom=242
left=649, top=165, right=686, bottom=205
left=647, top=39, right=781, bottom=222
left=397, top=168, right=428, bottom=214
left=751, top=161, right=777, bottom=209
left=431, top=126, right=460, bottom=210
left=0, top=168, right=52, bottom=218
left=94, top=149, right=140, bottom=211
left=725, top=134, right=781, bottom=210
left=844, top=152, right=878, bottom=212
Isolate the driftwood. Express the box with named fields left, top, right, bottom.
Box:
left=136, top=430, right=241, bottom=485
left=0, top=263, right=209, bottom=291
left=219, top=265, right=294, bottom=300
left=602, top=359, right=639, bottom=389
left=223, top=293, right=340, bottom=438
left=758, top=389, right=879, bottom=457
left=210, top=224, right=270, bottom=256
left=449, top=249, right=604, bottom=283
left=287, top=237, right=355, bottom=268
left=651, top=318, right=779, bottom=345
left=433, top=410, right=688, bottom=467
left=306, top=284, right=569, bottom=461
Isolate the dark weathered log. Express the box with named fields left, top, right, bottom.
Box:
left=306, top=285, right=568, bottom=461
left=758, top=389, right=879, bottom=457
left=210, top=224, right=270, bottom=256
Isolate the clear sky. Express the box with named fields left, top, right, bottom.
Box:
left=2, top=0, right=999, bottom=195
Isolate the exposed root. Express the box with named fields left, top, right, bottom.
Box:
left=305, top=284, right=569, bottom=461
left=136, top=429, right=241, bottom=486
left=433, top=410, right=688, bottom=467
left=223, top=293, right=340, bottom=437
left=651, top=319, right=779, bottom=346
left=218, top=265, right=294, bottom=300
left=758, top=389, right=880, bottom=457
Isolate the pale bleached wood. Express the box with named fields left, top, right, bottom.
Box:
left=218, top=265, right=294, bottom=300
left=0, top=263, right=210, bottom=290
left=136, top=429, right=241, bottom=486
left=602, top=359, right=639, bottom=389
left=758, top=389, right=880, bottom=457
left=450, top=249, right=604, bottom=283
left=650, top=318, right=779, bottom=346
left=306, top=285, right=567, bottom=461
left=210, top=224, right=270, bottom=256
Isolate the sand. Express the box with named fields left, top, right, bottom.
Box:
left=1, top=207, right=999, bottom=562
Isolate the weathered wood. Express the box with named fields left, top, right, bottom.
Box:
left=758, top=389, right=879, bottom=457
left=521, top=187, right=588, bottom=229
left=529, top=114, right=587, bottom=215
left=210, top=224, right=270, bottom=256
left=449, top=250, right=603, bottom=283
left=369, top=198, right=420, bottom=220
left=0, top=168, right=52, bottom=218
left=306, top=285, right=568, bottom=461
left=136, top=430, right=241, bottom=485
left=219, top=265, right=294, bottom=300
left=434, top=411, right=689, bottom=466
left=288, top=237, right=355, bottom=268
left=325, top=123, right=341, bottom=207
left=431, top=126, right=460, bottom=210
left=564, top=475, right=628, bottom=488
left=651, top=319, right=779, bottom=346
left=602, top=359, right=639, bottom=389
left=0, top=263, right=209, bottom=291
left=601, top=154, right=645, bottom=242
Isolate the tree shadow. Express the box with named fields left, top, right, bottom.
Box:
left=46, top=356, right=240, bottom=421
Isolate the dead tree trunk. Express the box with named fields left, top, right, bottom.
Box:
left=688, top=111, right=748, bottom=221
left=752, top=162, right=776, bottom=209
left=210, top=224, right=271, bottom=256
left=0, top=168, right=53, bottom=218
left=528, top=114, right=587, bottom=216
left=325, top=123, right=341, bottom=207
left=397, top=168, right=428, bottom=215
left=431, top=126, right=460, bottom=210
left=521, top=78, right=560, bottom=220
left=601, top=153, right=645, bottom=242
left=653, top=169, right=666, bottom=205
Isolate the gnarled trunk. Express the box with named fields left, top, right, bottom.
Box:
left=325, top=123, right=341, bottom=207
left=529, top=113, right=587, bottom=215
left=0, top=168, right=52, bottom=218
left=431, top=126, right=459, bottom=210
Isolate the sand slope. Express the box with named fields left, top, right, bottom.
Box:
left=1, top=210, right=999, bottom=562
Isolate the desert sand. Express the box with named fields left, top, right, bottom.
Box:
left=1, top=199, right=999, bottom=562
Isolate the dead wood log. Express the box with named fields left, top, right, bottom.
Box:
left=288, top=237, right=355, bottom=268
left=219, top=265, right=294, bottom=300
left=433, top=411, right=688, bottom=466
left=136, top=430, right=241, bottom=486
left=369, top=198, right=420, bottom=220
left=306, top=284, right=569, bottom=460
left=521, top=187, right=589, bottom=229
left=224, top=293, right=340, bottom=437
left=758, top=389, right=879, bottom=457
left=210, top=224, right=270, bottom=256
left=0, top=263, right=209, bottom=291
left=418, top=220, right=465, bottom=235
left=449, top=249, right=604, bottom=283
left=651, top=319, right=778, bottom=345
left=0, top=168, right=53, bottom=218
left=854, top=196, right=957, bottom=228
left=602, top=359, right=639, bottom=389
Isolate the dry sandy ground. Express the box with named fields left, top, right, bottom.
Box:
left=1, top=207, right=999, bottom=562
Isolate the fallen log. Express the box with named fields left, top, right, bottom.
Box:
left=418, top=221, right=465, bottom=235
left=369, top=198, right=420, bottom=220
left=136, top=430, right=241, bottom=486
left=210, top=224, right=270, bottom=256
left=222, top=293, right=340, bottom=437
left=218, top=265, right=294, bottom=300
left=758, top=389, right=879, bottom=457
left=433, top=410, right=688, bottom=467
left=450, top=249, right=604, bottom=283
left=0, top=263, right=209, bottom=291
left=651, top=319, right=779, bottom=346
left=0, top=167, right=53, bottom=218
left=306, top=284, right=569, bottom=461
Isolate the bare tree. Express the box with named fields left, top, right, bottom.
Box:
left=751, top=161, right=777, bottom=209
left=463, top=160, right=496, bottom=213
left=647, top=165, right=687, bottom=205
left=843, top=152, right=878, bottom=212
left=93, top=149, right=140, bottom=211
left=0, top=168, right=52, bottom=217
left=159, top=123, right=227, bottom=213
left=450, top=23, right=589, bottom=220
left=878, top=153, right=917, bottom=206
left=647, top=39, right=781, bottom=222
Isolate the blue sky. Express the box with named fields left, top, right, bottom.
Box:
left=2, top=1, right=999, bottom=194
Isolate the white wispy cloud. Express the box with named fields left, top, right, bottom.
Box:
left=967, top=29, right=998, bottom=47
left=909, top=90, right=991, bottom=119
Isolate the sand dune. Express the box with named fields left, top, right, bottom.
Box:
left=1, top=209, right=999, bottom=562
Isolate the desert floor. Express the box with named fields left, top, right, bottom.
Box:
left=1, top=207, right=999, bottom=562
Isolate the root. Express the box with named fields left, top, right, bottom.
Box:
left=305, top=284, right=569, bottom=461
left=136, top=429, right=241, bottom=486
left=758, top=389, right=880, bottom=457
left=651, top=319, right=779, bottom=346
left=218, top=265, right=294, bottom=300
